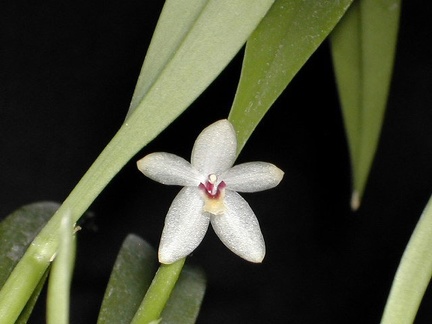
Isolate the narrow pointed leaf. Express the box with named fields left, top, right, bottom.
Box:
left=381, top=196, right=432, bottom=324
left=127, top=0, right=209, bottom=116
left=229, top=0, right=353, bottom=152
left=160, top=266, right=206, bottom=324
left=331, top=0, right=401, bottom=208
left=47, top=212, right=76, bottom=324
left=330, top=1, right=362, bottom=191
left=97, top=235, right=157, bottom=324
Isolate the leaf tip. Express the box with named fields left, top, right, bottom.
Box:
left=351, top=190, right=361, bottom=211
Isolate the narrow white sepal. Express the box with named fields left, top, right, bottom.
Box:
left=159, top=187, right=210, bottom=264
left=137, top=152, right=203, bottom=186
left=222, top=162, right=284, bottom=192
left=191, top=119, right=237, bottom=175
left=210, top=190, right=265, bottom=263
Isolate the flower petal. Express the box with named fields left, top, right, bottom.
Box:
left=137, top=152, right=203, bottom=186
left=191, top=119, right=237, bottom=175
left=210, top=190, right=265, bottom=263
left=221, top=162, right=284, bottom=192
left=159, top=187, right=210, bottom=264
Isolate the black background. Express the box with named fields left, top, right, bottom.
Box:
left=1, top=1, right=432, bottom=323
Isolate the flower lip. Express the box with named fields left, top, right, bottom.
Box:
left=199, top=174, right=226, bottom=199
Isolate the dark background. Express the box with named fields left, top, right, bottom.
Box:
left=1, top=1, right=432, bottom=323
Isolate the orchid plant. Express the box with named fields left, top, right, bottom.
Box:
left=1, top=0, right=430, bottom=323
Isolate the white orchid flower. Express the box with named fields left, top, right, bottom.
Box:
left=137, top=119, right=284, bottom=264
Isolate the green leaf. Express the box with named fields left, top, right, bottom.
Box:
left=330, top=2, right=362, bottom=198
left=0, top=2, right=274, bottom=321
left=160, top=266, right=206, bottom=324
left=229, top=0, right=353, bottom=152
left=381, top=196, right=432, bottom=324
left=127, top=0, right=275, bottom=119
left=126, top=0, right=208, bottom=117
left=47, top=211, right=76, bottom=324
left=97, top=235, right=158, bottom=324
left=0, top=202, right=59, bottom=323
left=330, top=0, right=401, bottom=208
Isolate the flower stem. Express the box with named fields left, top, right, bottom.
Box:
left=46, top=212, right=75, bottom=324
left=0, top=248, right=50, bottom=323
left=131, top=258, right=186, bottom=324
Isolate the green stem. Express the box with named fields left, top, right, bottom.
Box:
left=0, top=250, right=49, bottom=323
left=46, top=213, right=75, bottom=324
left=0, top=121, right=143, bottom=322
left=381, top=196, right=432, bottom=324
left=131, top=258, right=186, bottom=324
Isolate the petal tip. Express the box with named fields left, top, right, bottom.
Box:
left=202, top=119, right=234, bottom=134
left=158, top=249, right=181, bottom=264
left=136, top=156, right=146, bottom=171
left=208, top=119, right=236, bottom=141
left=136, top=153, right=154, bottom=174
left=247, top=253, right=265, bottom=263
left=243, top=246, right=266, bottom=263
left=273, top=166, right=285, bottom=184
left=213, top=118, right=231, bottom=127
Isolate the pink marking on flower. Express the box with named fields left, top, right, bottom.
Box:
left=199, top=174, right=226, bottom=199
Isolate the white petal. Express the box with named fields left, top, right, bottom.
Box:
left=137, top=152, right=203, bottom=186
left=221, top=162, right=284, bottom=192
left=191, top=119, right=237, bottom=175
left=210, top=190, right=265, bottom=263
left=159, top=187, right=210, bottom=264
